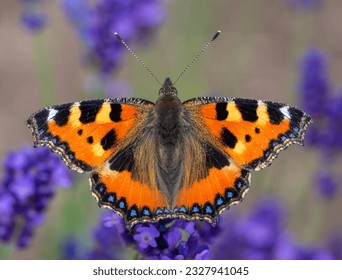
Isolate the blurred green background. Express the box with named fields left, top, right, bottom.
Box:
left=0, top=0, right=341, bottom=259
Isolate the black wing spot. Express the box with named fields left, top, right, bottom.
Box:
left=215, top=103, right=228, bottom=120
left=221, top=127, right=238, bottom=149
left=266, top=102, right=285, bottom=125
left=77, top=129, right=83, bottom=135
left=101, top=129, right=117, bottom=150
left=255, top=127, right=261, bottom=134
left=235, top=99, right=258, bottom=122
left=110, top=104, right=122, bottom=122
left=54, top=108, right=70, bottom=126
left=79, top=100, right=104, bottom=124
left=87, top=136, right=94, bottom=144
left=245, top=134, right=252, bottom=142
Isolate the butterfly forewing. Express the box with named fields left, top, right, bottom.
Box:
left=183, top=97, right=312, bottom=171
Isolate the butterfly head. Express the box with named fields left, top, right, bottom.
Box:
left=158, top=77, right=178, bottom=97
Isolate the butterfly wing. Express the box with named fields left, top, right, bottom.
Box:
left=90, top=144, right=170, bottom=229
left=171, top=96, right=312, bottom=224
left=27, top=97, right=172, bottom=229
left=173, top=143, right=250, bottom=224
left=184, top=97, right=312, bottom=171
left=27, top=98, right=153, bottom=173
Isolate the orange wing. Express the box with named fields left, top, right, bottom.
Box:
left=171, top=96, right=312, bottom=225
left=27, top=98, right=153, bottom=173
left=27, top=98, right=171, bottom=229
left=173, top=143, right=250, bottom=225
left=90, top=144, right=170, bottom=229
left=184, top=97, right=312, bottom=171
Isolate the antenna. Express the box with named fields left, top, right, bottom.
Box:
left=114, top=32, right=162, bottom=86
left=173, top=30, right=221, bottom=85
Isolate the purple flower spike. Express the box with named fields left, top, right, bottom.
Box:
left=0, top=146, right=72, bottom=248
left=63, top=0, right=167, bottom=74
left=298, top=47, right=341, bottom=201
left=299, top=48, right=330, bottom=119
left=20, top=0, right=48, bottom=33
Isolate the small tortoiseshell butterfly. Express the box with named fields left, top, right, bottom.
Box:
left=27, top=33, right=312, bottom=229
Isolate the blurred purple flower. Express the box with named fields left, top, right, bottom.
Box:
left=62, top=237, right=80, bottom=260
left=20, top=0, right=47, bottom=33
left=299, top=48, right=342, bottom=151
left=87, top=218, right=124, bottom=260
left=210, top=197, right=285, bottom=259
left=316, top=172, right=339, bottom=199
left=62, top=0, right=166, bottom=74
left=101, top=211, right=125, bottom=233
left=298, top=47, right=341, bottom=200
left=210, top=196, right=336, bottom=260
left=0, top=146, right=72, bottom=248
left=328, top=232, right=342, bottom=260
left=299, top=48, right=330, bottom=120
left=295, top=245, right=333, bottom=259
left=288, top=0, right=323, bottom=11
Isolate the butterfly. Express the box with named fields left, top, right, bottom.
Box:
left=26, top=76, right=312, bottom=229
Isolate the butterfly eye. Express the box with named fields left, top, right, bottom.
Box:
left=171, top=87, right=178, bottom=96
left=158, top=88, right=165, bottom=96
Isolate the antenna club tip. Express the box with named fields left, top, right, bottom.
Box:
left=212, top=30, right=221, bottom=41
left=114, top=32, right=123, bottom=41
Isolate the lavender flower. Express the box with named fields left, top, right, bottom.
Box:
left=62, top=195, right=341, bottom=260
left=20, top=0, right=47, bottom=33
left=134, top=225, right=160, bottom=249
left=328, top=232, right=342, bottom=260
left=62, top=0, right=166, bottom=74
left=299, top=48, right=342, bottom=151
left=299, top=48, right=330, bottom=120
left=298, top=47, right=341, bottom=199
left=73, top=210, right=210, bottom=260
left=315, top=171, right=339, bottom=199
left=295, top=245, right=333, bottom=259
left=0, top=146, right=72, bottom=248
left=288, top=0, right=323, bottom=11
left=210, top=197, right=334, bottom=260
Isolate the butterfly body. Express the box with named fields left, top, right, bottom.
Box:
left=27, top=77, right=312, bottom=229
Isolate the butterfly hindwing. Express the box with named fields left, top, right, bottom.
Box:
left=90, top=141, right=171, bottom=228
left=26, top=98, right=154, bottom=173
left=90, top=166, right=170, bottom=229
left=173, top=143, right=250, bottom=224
left=184, top=97, right=312, bottom=171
